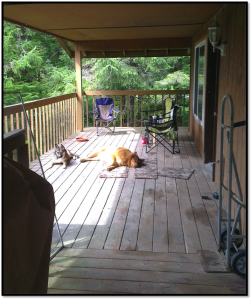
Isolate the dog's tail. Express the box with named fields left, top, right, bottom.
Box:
left=80, top=157, right=100, bottom=163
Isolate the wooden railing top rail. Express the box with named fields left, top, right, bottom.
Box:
left=3, top=92, right=76, bottom=116
left=4, top=90, right=189, bottom=116
left=84, top=90, right=189, bottom=96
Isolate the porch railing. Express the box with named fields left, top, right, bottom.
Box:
left=83, top=90, right=189, bottom=128
left=3, top=93, right=78, bottom=162
left=3, top=90, right=189, bottom=163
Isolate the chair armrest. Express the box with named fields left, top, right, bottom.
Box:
left=90, top=109, right=98, bottom=114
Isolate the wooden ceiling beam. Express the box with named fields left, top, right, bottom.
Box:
left=55, top=37, right=74, bottom=58
left=76, top=37, right=191, bottom=52
left=75, top=49, right=190, bottom=58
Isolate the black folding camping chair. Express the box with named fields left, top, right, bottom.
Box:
left=142, top=98, right=181, bottom=154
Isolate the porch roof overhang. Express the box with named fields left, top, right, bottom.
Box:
left=3, top=2, right=225, bottom=58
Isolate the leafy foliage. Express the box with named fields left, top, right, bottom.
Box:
left=3, top=21, right=190, bottom=125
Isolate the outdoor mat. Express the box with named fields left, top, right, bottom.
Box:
left=99, top=162, right=129, bottom=178
left=158, top=167, right=195, bottom=180
left=134, top=158, right=158, bottom=179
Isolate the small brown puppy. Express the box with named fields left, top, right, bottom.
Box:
left=80, top=147, right=144, bottom=171
left=51, top=144, right=79, bottom=169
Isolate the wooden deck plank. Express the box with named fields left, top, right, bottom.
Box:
left=50, top=256, right=204, bottom=273
left=104, top=175, right=135, bottom=250
left=74, top=178, right=116, bottom=249
left=56, top=248, right=200, bottom=263
left=47, top=277, right=246, bottom=294
left=88, top=178, right=126, bottom=249
left=52, top=163, right=104, bottom=248
left=176, top=178, right=201, bottom=253
left=181, top=132, right=220, bottom=242
left=153, top=176, right=168, bottom=252
left=136, top=179, right=155, bottom=251
left=186, top=175, right=217, bottom=250
left=152, top=145, right=168, bottom=252
left=167, top=192, right=186, bottom=253
left=48, top=265, right=245, bottom=288
left=120, top=179, right=145, bottom=250
left=163, top=136, right=186, bottom=253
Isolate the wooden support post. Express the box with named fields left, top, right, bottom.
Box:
left=75, top=44, right=83, bottom=131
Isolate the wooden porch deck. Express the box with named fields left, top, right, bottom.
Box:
left=30, top=127, right=246, bottom=294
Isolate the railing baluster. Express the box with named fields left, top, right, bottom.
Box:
left=49, top=104, right=52, bottom=150
left=141, top=95, right=143, bottom=127
left=39, top=107, right=42, bottom=155
left=30, top=109, right=35, bottom=161
left=120, top=96, right=122, bottom=127
left=66, top=99, right=69, bottom=138
left=127, top=95, right=129, bottom=127
left=73, top=98, right=76, bottom=133
left=35, top=108, right=39, bottom=154
left=46, top=105, right=49, bottom=152
left=10, top=114, right=14, bottom=131
left=92, top=95, right=95, bottom=127
left=21, top=112, right=24, bottom=130
left=86, top=95, right=88, bottom=127
left=42, top=106, right=46, bottom=154
left=63, top=101, right=65, bottom=140
left=26, top=110, right=31, bottom=162
left=56, top=102, right=58, bottom=144
left=70, top=99, right=72, bottom=135
left=61, top=101, right=64, bottom=140
left=16, top=113, right=19, bottom=129
left=133, top=95, right=136, bottom=127
left=4, top=116, right=8, bottom=133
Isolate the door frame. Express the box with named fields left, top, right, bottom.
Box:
left=203, top=39, right=220, bottom=180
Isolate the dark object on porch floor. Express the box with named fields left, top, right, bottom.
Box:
left=3, top=157, right=55, bottom=294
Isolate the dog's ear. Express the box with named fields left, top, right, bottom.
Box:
left=139, top=158, right=145, bottom=164
left=60, top=144, right=65, bottom=149
left=134, top=152, right=144, bottom=164
left=55, top=144, right=59, bottom=149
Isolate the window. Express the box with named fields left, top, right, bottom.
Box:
left=193, top=40, right=206, bottom=125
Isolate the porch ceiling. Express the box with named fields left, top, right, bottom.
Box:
left=3, top=3, right=225, bottom=58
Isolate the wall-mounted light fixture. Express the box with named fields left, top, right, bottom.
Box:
left=208, top=20, right=226, bottom=56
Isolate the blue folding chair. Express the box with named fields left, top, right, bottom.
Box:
left=90, top=98, right=120, bottom=136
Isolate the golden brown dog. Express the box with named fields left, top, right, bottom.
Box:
left=80, top=147, right=144, bottom=171
left=51, top=144, right=79, bottom=169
